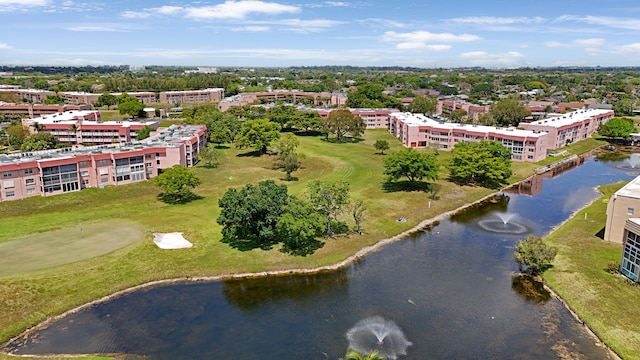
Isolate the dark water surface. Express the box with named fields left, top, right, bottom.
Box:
left=6, top=156, right=635, bottom=359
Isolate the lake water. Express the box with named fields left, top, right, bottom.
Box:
left=5, top=155, right=635, bottom=359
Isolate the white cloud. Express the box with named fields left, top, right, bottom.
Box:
left=121, top=10, right=153, bottom=19
left=383, top=31, right=480, bottom=43
left=544, top=38, right=605, bottom=49
left=155, top=6, right=183, bottom=15
left=396, top=43, right=451, bottom=51
left=0, top=43, right=13, bottom=50
left=449, top=16, right=547, bottom=25
left=0, top=0, right=47, bottom=5
left=184, top=1, right=300, bottom=20
left=616, top=43, right=640, bottom=54
left=66, top=24, right=137, bottom=32
left=357, top=18, right=405, bottom=28
left=231, top=26, right=271, bottom=32
left=572, top=38, right=605, bottom=47
left=556, top=15, right=640, bottom=30
left=458, top=51, right=524, bottom=67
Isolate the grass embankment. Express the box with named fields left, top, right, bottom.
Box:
left=0, top=130, right=603, bottom=359
left=543, top=182, right=640, bottom=360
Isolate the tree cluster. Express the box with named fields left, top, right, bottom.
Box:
left=447, top=140, right=512, bottom=188
left=321, top=109, right=366, bottom=142
left=598, top=117, right=637, bottom=139
left=514, top=235, right=558, bottom=275
left=217, top=180, right=353, bottom=255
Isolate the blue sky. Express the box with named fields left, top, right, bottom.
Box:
left=1, top=0, right=640, bottom=68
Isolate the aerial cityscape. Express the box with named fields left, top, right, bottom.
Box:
left=2, top=0, right=640, bottom=359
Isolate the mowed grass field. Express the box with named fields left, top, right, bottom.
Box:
left=0, top=130, right=605, bottom=359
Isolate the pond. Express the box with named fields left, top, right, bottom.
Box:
left=5, top=155, right=635, bottom=359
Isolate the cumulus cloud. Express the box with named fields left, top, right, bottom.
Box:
left=449, top=16, right=547, bottom=25
left=184, top=0, right=300, bottom=20
left=396, top=43, right=451, bottom=51
left=556, top=15, right=640, bottom=30
left=544, top=38, right=605, bottom=49
left=0, top=0, right=47, bottom=5
left=122, top=1, right=300, bottom=20
left=231, top=26, right=271, bottom=32
left=383, top=31, right=480, bottom=43
left=0, top=43, right=13, bottom=50
left=459, top=51, right=524, bottom=67
left=616, top=43, right=640, bottom=54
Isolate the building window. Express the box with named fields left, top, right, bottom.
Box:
left=6, top=191, right=15, bottom=197
left=101, top=177, right=109, bottom=183
left=3, top=180, right=14, bottom=188
left=79, top=161, right=89, bottom=168
left=27, top=188, right=35, bottom=194
left=24, top=168, right=33, bottom=174
left=622, top=230, right=640, bottom=282
left=25, top=178, right=35, bottom=185
left=146, top=162, right=152, bottom=168
left=628, top=208, right=635, bottom=216
left=82, top=179, right=89, bottom=185
left=80, top=170, right=89, bottom=177
left=2, top=172, right=11, bottom=177
left=98, top=159, right=108, bottom=166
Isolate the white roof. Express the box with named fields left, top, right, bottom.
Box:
left=615, top=175, right=640, bottom=200
left=527, top=108, right=612, bottom=128
left=390, top=112, right=547, bottom=138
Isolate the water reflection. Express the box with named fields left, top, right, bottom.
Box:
left=511, top=275, right=552, bottom=304
left=4, top=157, right=632, bottom=360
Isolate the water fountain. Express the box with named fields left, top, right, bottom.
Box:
left=617, top=153, right=640, bottom=171
left=346, top=316, right=412, bottom=360
left=477, top=212, right=528, bottom=234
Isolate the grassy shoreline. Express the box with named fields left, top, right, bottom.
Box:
left=543, top=182, right=640, bottom=360
left=0, top=132, right=607, bottom=359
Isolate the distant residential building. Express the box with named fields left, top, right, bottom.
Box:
left=0, top=123, right=206, bottom=202
left=218, top=91, right=336, bottom=111
left=518, top=108, right=614, bottom=150
left=22, top=110, right=160, bottom=144
left=112, top=92, right=157, bottom=104
left=0, top=103, right=90, bottom=118
left=159, top=88, right=225, bottom=105
left=436, top=99, right=491, bottom=122
left=388, top=112, right=548, bottom=162
left=59, top=92, right=101, bottom=106
left=0, top=88, right=55, bottom=103
left=316, top=108, right=399, bottom=129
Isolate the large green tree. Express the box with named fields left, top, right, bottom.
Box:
left=490, top=97, right=531, bottom=127
left=276, top=197, right=325, bottom=255
left=598, top=117, right=637, bottom=139
left=408, top=95, right=437, bottom=115
left=383, top=148, right=440, bottom=184
left=217, top=180, right=290, bottom=249
left=235, top=119, right=281, bottom=154
left=95, top=93, right=117, bottom=109
left=447, top=140, right=512, bottom=188
left=198, top=144, right=220, bottom=168
left=321, top=109, right=366, bottom=142
left=118, top=99, right=145, bottom=118
left=273, top=133, right=302, bottom=180
left=306, top=180, right=350, bottom=236
left=43, top=94, right=66, bottom=104
left=514, top=235, right=558, bottom=275
left=20, top=132, right=59, bottom=151
left=154, top=165, right=202, bottom=203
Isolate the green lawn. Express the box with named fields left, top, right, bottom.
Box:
left=543, top=182, right=640, bottom=360
left=0, top=129, right=604, bottom=359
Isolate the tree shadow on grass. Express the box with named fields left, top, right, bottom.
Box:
left=322, top=137, right=365, bottom=144
left=236, top=149, right=264, bottom=157
left=281, top=238, right=324, bottom=256
left=157, top=192, right=203, bottom=205
left=295, top=129, right=323, bottom=137
left=221, top=236, right=277, bottom=252
left=595, top=226, right=606, bottom=240
left=383, top=180, right=430, bottom=193
left=213, top=144, right=230, bottom=149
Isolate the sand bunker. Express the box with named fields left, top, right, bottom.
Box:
left=153, top=232, right=193, bottom=249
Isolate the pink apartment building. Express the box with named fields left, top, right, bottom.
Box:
left=218, top=91, right=336, bottom=111
left=22, top=110, right=161, bottom=145
left=436, top=100, right=491, bottom=122
left=0, top=124, right=207, bottom=202
left=316, top=108, right=399, bottom=129
left=0, top=103, right=90, bottom=118
left=159, top=88, right=225, bottom=104
left=389, top=112, right=548, bottom=162
left=518, top=108, right=614, bottom=149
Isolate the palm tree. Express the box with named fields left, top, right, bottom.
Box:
left=32, top=121, right=42, bottom=133
left=69, top=123, right=79, bottom=144
left=343, top=350, right=386, bottom=360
